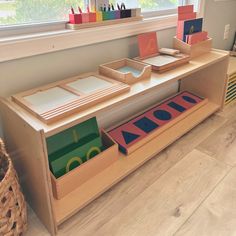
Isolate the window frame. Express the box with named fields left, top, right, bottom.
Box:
left=0, top=0, right=204, bottom=62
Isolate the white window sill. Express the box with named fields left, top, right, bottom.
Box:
left=0, top=14, right=178, bottom=63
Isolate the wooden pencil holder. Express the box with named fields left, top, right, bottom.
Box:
left=131, top=8, right=141, bottom=17
left=120, top=9, right=131, bottom=18
left=114, top=10, right=121, bottom=19
left=51, top=130, right=119, bottom=200
left=173, top=36, right=212, bottom=58
left=96, top=11, right=103, bottom=21
left=69, top=14, right=82, bottom=24
left=88, top=12, right=96, bottom=22
left=99, top=58, right=152, bottom=85
left=81, top=13, right=90, bottom=23
left=102, top=11, right=116, bottom=20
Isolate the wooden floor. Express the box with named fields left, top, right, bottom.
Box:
left=26, top=100, right=236, bottom=236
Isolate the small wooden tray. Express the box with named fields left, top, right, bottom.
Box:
left=134, top=53, right=190, bottom=73
left=173, top=36, right=212, bottom=58
left=99, top=58, right=152, bottom=84
left=66, top=16, right=142, bottom=30
left=107, top=91, right=208, bottom=155
left=12, top=73, right=130, bottom=124
left=51, top=130, right=119, bottom=200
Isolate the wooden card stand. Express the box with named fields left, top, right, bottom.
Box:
left=66, top=15, right=142, bottom=30
left=99, top=58, right=152, bottom=84
left=108, top=91, right=208, bottom=155
left=51, top=130, right=119, bottom=200
left=173, top=36, right=212, bottom=58
left=11, top=73, right=130, bottom=124
left=134, top=53, right=190, bottom=73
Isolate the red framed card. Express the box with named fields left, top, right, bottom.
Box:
left=137, top=32, right=159, bottom=59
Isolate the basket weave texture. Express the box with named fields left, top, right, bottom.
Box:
left=0, top=139, right=27, bottom=236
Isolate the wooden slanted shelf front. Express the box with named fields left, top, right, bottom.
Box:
left=51, top=130, right=119, bottom=200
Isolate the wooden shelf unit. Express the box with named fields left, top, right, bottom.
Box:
left=0, top=49, right=229, bottom=235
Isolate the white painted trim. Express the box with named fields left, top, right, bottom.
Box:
left=0, top=15, right=177, bottom=62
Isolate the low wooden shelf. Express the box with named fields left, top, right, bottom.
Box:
left=0, top=49, right=229, bottom=235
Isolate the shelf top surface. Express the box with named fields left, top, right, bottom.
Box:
left=3, top=49, right=229, bottom=137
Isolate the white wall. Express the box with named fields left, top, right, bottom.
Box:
left=204, top=0, right=236, bottom=50
left=0, top=0, right=236, bottom=137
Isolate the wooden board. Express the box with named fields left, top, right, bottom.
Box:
left=53, top=101, right=220, bottom=224
left=176, top=167, right=236, bottom=236
left=197, top=117, right=236, bottom=166
left=11, top=73, right=130, bottom=124
left=66, top=16, right=143, bottom=30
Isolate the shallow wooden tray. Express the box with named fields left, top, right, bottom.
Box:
left=99, top=58, right=152, bottom=84
left=134, top=53, right=190, bottom=73
left=11, top=73, right=130, bottom=124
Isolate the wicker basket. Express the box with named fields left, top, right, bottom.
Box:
left=0, top=139, right=27, bottom=236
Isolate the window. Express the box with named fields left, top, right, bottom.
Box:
left=110, top=0, right=182, bottom=12
left=0, top=0, right=199, bottom=27
left=0, top=0, right=87, bottom=26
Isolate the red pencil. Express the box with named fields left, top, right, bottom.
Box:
left=87, top=5, right=90, bottom=13
left=71, top=6, right=75, bottom=14
left=78, top=6, right=83, bottom=14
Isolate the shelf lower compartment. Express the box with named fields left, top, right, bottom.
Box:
left=53, top=101, right=219, bottom=225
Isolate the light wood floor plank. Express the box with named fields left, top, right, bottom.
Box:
left=92, top=150, right=230, bottom=236
left=175, top=167, right=236, bottom=236
left=26, top=206, right=49, bottom=236
left=217, top=99, right=236, bottom=119
left=197, top=117, right=236, bottom=166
